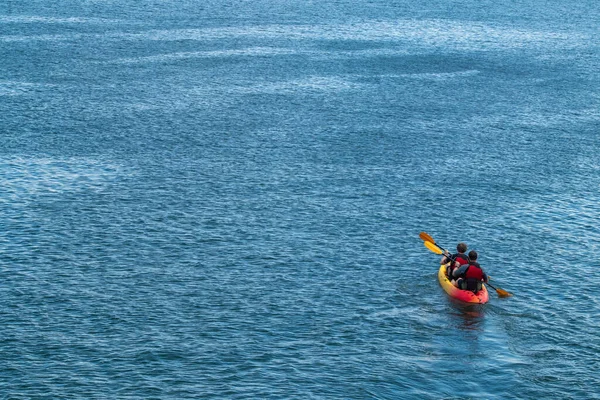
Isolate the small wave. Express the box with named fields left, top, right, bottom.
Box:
left=0, top=19, right=588, bottom=50
left=0, top=15, right=120, bottom=24
left=0, top=81, right=60, bottom=96
left=236, top=76, right=364, bottom=94
left=0, top=33, right=80, bottom=42
left=391, top=70, right=481, bottom=80
left=107, top=47, right=413, bottom=65
left=0, top=157, right=126, bottom=200
left=469, top=108, right=600, bottom=130
left=106, top=20, right=589, bottom=51
left=109, top=47, right=299, bottom=64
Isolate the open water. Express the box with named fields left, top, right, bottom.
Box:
left=1, top=0, right=599, bottom=398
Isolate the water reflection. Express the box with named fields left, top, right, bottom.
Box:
left=448, top=298, right=486, bottom=332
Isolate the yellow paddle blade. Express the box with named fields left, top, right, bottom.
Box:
left=424, top=240, right=443, bottom=254
left=419, top=231, right=435, bottom=243
left=496, top=288, right=513, bottom=298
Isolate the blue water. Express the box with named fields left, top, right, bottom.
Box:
left=1, top=0, right=599, bottom=398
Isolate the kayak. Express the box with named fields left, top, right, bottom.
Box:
left=438, top=264, right=489, bottom=304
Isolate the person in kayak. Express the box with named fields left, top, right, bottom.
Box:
left=440, top=242, right=469, bottom=279
left=451, top=250, right=488, bottom=293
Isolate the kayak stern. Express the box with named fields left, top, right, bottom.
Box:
left=438, top=264, right=489, bottom=304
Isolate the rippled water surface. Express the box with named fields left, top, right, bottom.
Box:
left=1, top=0, right=599, bottom=398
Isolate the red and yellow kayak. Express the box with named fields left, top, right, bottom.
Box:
left=438, top=264, right=489, bottom=304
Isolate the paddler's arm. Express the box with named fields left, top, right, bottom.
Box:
left=452, top=264, right=468, bottom=279
left=439, top=250, right=451, bottom=265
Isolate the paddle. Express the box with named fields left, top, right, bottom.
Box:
left=419, top=232, right=447, bottom=253
left=424, top=240, right=444, bottom=255
left=420, top=232, right=453, bottom=261
left=421, top=233, right=455, bottom=261
left=484, top=281, right=512, bottom=297
left=420, top=232, right=512, bottom=298
left=419, top=231, right=435, bottom=243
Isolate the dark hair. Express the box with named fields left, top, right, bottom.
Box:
left=457, top=242, right=467, bottom=253
left=468, top=250, right=478, bottom=261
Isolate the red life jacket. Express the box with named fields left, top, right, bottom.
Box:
left=446, top=253, right=469, bottom=278
left=453, top=253, right=469, bottom=266
left=464, top=262, right=484, bottom=281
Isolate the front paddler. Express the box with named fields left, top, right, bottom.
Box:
left=440, top=242, right=469, bottom=279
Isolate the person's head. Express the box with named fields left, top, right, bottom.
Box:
left=457, top=242, right=467, bottom=254
left=468, top=250, right=478, bottom=261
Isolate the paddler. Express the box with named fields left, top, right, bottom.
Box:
left=440, top=242, right=469, bottom=279
left=451, top=250, right=488, bottom=293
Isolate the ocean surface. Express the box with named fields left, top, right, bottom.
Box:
left=1, top=0, right=599, bottom=398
